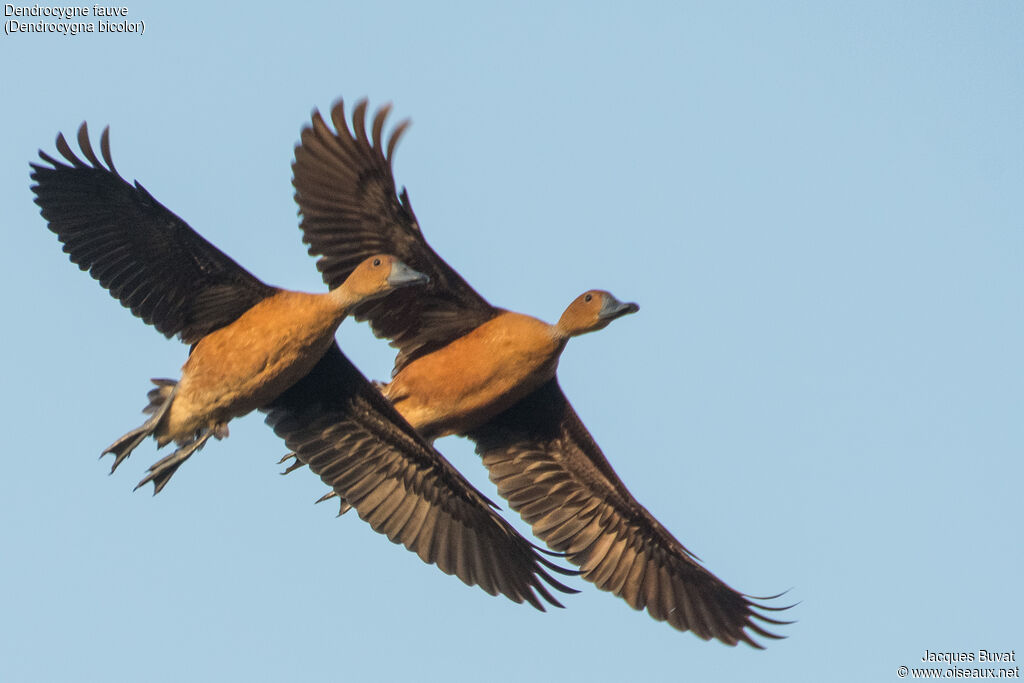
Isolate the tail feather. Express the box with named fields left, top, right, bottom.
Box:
left=143, top=378, right=177, bottom=415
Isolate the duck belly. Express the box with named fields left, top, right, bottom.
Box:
left=384, top=312, right=564, bottom=439
left=160, top=293, right=341, bottom=443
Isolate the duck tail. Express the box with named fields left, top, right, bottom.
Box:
left=143, top=378, right=177, bottom=415
left=102, top=378, right=177, bottom=474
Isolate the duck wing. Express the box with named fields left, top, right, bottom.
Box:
left=265, top=343, right=577, bottom=610
left=292, top=99, right=500, bottom=374
left=31, top=124, right=279, bottom=345
left=467, top=378, right=791, bottom=646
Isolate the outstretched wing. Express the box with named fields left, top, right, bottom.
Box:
left=468, top=379, right=791, bottom=647
left=265, top=343, right=577, bottom=610
left=31, top=123, right=279, bottom=344
left=292, top=98, right=500, bottom=373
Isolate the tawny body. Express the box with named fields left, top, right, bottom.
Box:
left=80, top=250, right=426, bottom=494
left=384, top=312, right=567, bottom=440
left=160, top=291, right=346, bottom=444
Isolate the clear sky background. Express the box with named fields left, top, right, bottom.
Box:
left=2, top=3, right=1021, bottom=682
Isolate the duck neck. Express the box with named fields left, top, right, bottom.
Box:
left=325, top=285, right=362, bottom=318
left=554, top=313, right=599, bottom=340
left=552, top=321, right=573, bottom=341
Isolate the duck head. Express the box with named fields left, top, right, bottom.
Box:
left=555, top=289, right=639, bottom=338
left=336, top=254, right=429, bottom=306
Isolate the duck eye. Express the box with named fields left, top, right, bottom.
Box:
left=373, top=258, right=382, bottom=267
left=584, top=294, right=593, bottom=303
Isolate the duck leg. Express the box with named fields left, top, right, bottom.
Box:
left=102, top=380, right=177, bottom=474
left=277, top=452, right=307, bottom=474
left=315, top=490, right=352, bottom=517
left=278, top=452, right=351, bottom=515
left=134, top=427, right=218, bottom=495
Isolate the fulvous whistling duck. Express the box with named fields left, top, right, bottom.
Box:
left=31, top=124, right=576, bottom=610
left=289, top=99, right=792, bottom=647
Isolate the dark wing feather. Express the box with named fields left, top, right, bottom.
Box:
left=265, top=343, right=577, bottom=609
left=31, top=124, right=279, bottom=344
left=468, top=378, right=791, bottom=647
left=292, top=98, right=500, bottom=373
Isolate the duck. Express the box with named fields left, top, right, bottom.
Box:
left=289, top=99, right=791, bottom=647
left=30, top=123, right=576, bottom=611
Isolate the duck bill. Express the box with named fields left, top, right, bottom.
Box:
left=387, top=261, right=430, bottom=289
left=598, top=295, right=640, bottom=322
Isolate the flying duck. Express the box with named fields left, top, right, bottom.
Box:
left=30, top=124, right=575, bottom=610
left=289, top=99, right=791, bottom=647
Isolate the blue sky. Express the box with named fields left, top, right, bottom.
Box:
left=3, top=2, right=1022, bottom=681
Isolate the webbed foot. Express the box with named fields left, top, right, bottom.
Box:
left=135, top=428, right=214, bottom=495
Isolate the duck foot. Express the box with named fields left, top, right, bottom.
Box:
left=277, top=452, right=307, bottom=475
left=135, top=428, right=214, bottom=495
left=314, top=490, right=352, bottom=516
left=102, top=381, right=177, bottom=474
